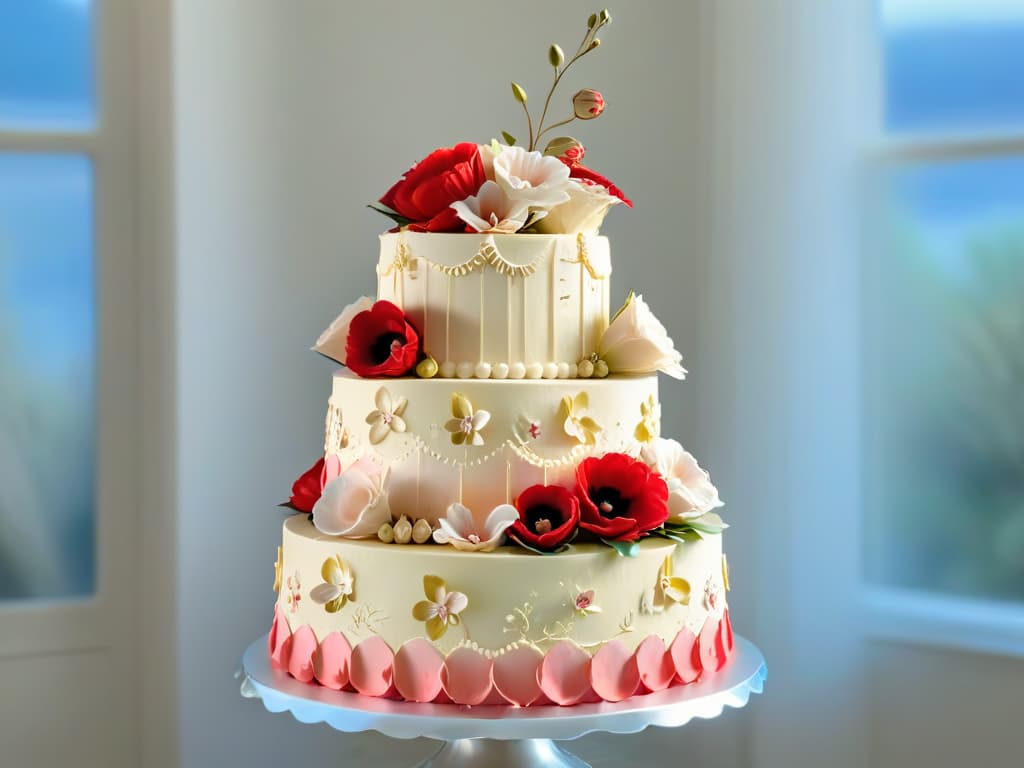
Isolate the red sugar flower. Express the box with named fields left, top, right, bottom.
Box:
left=287, top=457, right=325, bottom=513
left=379, top=143, right=486, bottom=232
left=510, top=484, right=580, bottom=553
left=575, top=452, right=668, bottom=542
left=345, top=300, right=420, bottom=377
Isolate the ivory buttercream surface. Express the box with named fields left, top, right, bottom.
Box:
left=376, top=232, right=611, bottom=378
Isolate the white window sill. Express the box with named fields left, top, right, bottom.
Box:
left=861, top=586, right=1024, bottom=658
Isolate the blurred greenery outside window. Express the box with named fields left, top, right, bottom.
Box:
left=866, top=1, right=1024, bottom=602
left=0, top=1, right=96, bottom=600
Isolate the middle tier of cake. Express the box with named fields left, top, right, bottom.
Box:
left=325, top=370, right=660, bottom=523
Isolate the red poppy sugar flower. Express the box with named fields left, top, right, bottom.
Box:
left=344, top=300, right=420, bottom=377
left=575, top=452, right=669, bottom=542
left=509, top=484, right=580, bottom=553
left=378, top=142, right=486, bottom=232
left=286, top=457, right=326, bottom=513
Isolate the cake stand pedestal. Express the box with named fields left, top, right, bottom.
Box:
left=239, top=634, right=766, bottom=768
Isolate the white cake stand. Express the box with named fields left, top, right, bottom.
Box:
left=240, top=634, right=766, bottom=768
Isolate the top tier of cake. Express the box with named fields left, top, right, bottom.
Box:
left=375, top=231, right=611, bottom=379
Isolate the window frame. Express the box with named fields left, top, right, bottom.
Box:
left=859, top=6, right=1024, bottom=659
left=0, top=0, right=142, bottom=660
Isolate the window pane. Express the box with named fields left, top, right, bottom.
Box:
left=864, top=156, right=1024, bottom=602
left=0, top=1, right=95, bottom=128
left=0, top=154, right=95, bottom=600
left=881, top=1, right=1024, bottom=132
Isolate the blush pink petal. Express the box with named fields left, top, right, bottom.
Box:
left=314, top=632, right=352, bottom=690
left=723, top=609, right=735, bottom=655
left=491, top=644, right=545, bottom=707
left=634, top=635, right=675, bottom=692
left=350, top=636, right=395, bottom=697
left=538, top=641, right=592, bottom=706
left=589, top=641, right=640, bottom=702
left=268, top=605, right=292, bottom=670
left=288, top=625, right=319, bottom=683
left=670, top=628, right=702, bottom=684
left=393, top=639, right=445, bottom=703
left=441, top=646, right=494, bottom=706
left=699, top=616, right=726, bottom=673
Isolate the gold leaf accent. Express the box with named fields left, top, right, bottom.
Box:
left=560, top=232, right=610, bottom=280
left=378, top=235, right=412, bottom=277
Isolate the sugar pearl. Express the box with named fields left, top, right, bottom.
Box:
left=474, top=362, right=492, bottom=379
left=525, top=363, right=543, bottom=379
left=493, top=362, right=510, bottom=379
left=439, top=361, right=457, bottom=378
left=509, top=362, right=527, bottom=379
left=456, top=361, right=475, bottom=379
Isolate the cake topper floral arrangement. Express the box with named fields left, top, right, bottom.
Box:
left=370, top=9, right=631, bottom=236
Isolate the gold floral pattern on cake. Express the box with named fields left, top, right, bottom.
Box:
left=348, top=604, right=388, bottom=637
left=407, top=238, right=548, bottom=278
left=366, top=386, right=408, bottom=445
left=310, top=555, right=355, bottom=614
left=559, top=392, right=602, bottom=445
left=634, top=394, right=661, bottom=443
left=412, top=575, right=469, bottom=641
left=324, top=402, right=348, bottom=455
left=503, top=583, right=635, bottom=649
left=273, top=546, right=283, bottom=593
left=558, top=233, right=611, bottom=280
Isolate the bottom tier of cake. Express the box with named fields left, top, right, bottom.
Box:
left=270, top=514, right=734, bottom=706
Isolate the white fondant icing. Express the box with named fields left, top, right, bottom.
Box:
left=377, top=233, right=611, bottom=377
left=326, top=370, right=659, bottom=524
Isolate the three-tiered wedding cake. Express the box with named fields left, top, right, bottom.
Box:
left=267, top=10, right=734, bottom=707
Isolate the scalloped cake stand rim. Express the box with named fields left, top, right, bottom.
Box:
left=239, top=633, right=766, bottom=742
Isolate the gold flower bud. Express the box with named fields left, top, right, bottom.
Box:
left=600, top=9, right=611, bottom=24
left=416, top=356, right=438, bottom=378
left=377, top=522, right=395, bottom=544
left=572, top=89, right=605, bottom=120
left=412, top=518, right=433, bottom=544
left=393, top=515, right=413, bottom=544
left=578, top=359, right=594, bottom=378
left=594, top=359, right=609, bottom=378
left=511, top=81, right=528, bottom=104
left=549, top=44, right=564, bottom=68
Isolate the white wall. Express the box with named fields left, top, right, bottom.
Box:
left=174, top=1, right=716, bottom=766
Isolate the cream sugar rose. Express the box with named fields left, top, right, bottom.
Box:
left=269, top=8, right=734, bottom=708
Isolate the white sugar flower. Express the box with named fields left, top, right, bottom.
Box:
left=366, top=386, right=408, bottom=444
left=491, top=145, right=571, bottom=211
left=451, top=180, right=533, bottom=234
left=599, top=293, right=687, bottom=379
left=312, top=459, right=391, bottom=538
left=535, top=178, right=622, bottom=234
left=641, top=437, right=724, bottom=525
left=432, top=502, right=518, bottom=552
left=311, top=295, right=373, bottom=365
